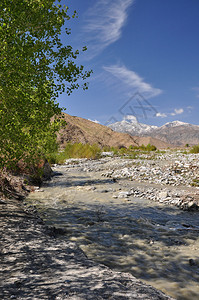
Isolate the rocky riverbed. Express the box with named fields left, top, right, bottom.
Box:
left=1, top=150, right=199, bottom=299
left=63, top=150, right=199, bottom=211
left=61, top=150, right=199, bottom=211
left=0, top=196, right=174, bottom=300
left=24, top=150, right=199, bottom=300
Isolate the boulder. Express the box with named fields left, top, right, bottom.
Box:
left=158, top=191, right=169, bottom=199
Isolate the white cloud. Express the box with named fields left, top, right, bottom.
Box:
left=83, top=0, right=134, bottom=58
left=170, top=108, right=184, bottom=116
left=175, top=108, right=184, bottom=114
left=156, top=108, right=184, bottom=118
left=156, top=112, right=167, bottom=118
left=103, top=64, right=163, bottom=98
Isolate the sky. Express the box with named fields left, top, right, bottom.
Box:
left=58, top=0, right=199, bottom=126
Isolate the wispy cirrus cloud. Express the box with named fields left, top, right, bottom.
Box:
left=103, top=64, right=163, bottom=98
left=83, top=0, right=134, bottom=58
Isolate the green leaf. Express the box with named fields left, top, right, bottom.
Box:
left=0, top=0, right=92, bottom=170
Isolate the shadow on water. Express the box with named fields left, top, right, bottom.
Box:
left=2, top=200, right=166, bottom=300
left=43, top=176, right=116, bottom=188
left=27, top=169, right=199, bottom=299
left=39, top=204, right=199, bottom=288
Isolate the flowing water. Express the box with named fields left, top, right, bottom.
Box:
left=26, top=164, right=199, bottom=300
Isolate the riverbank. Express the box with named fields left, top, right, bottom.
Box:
left=25, top=152, right=199, bottom=299
left=0, top=196, right=174, bottom=299
left=64, top=151, right=199, bottom=211
left=1, top=150, right=199, bottom=299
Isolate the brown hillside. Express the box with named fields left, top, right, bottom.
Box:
left=131, top=136, right=172, bottom=149
left=57, top=113, right=172, bottom=149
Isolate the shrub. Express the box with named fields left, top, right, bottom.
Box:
left=48, top=143, right=102, bottom=164
left=191, top=178, right=199, bottom=186
left=190, top=145, right=199, bottom=154
left=146, top=144, right=157, bottom=151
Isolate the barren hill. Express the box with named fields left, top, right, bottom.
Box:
left=57, top=114, right=172, bottom=149
left=132, top=136, right=172, bottom=148
left=150, top=123, right=199, bottom=146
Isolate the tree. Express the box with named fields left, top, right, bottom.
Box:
left=0, top=0, right=92, bottom=170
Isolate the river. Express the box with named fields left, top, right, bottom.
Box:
left=26, top=160, right=199, bottom=300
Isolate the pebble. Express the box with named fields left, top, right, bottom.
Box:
left=61, top=151, right=199, bottom=211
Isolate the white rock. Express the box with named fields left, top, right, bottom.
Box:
left=118, top=191, right=131, bottom=198
left=158, top=191, right=169, bottom=199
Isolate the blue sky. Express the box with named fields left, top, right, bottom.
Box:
left=58, top=0, right=199, bottom=126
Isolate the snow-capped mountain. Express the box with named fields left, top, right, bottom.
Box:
left=108, top=117, right=199, bottom=146
left=110, top=115, right=158, bottom=136
left=160, top=120, right=192, bottom=128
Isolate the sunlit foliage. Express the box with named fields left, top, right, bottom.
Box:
left=0, top=0, right=92, bottom=170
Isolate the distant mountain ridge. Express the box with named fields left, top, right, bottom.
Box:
left=161, top=120, right=191, bottom=128
left=57, top=113, right=172, bottom=149
left=109, top=116, right=158, bottom=136
left=108, top=116, right=199, bottom=146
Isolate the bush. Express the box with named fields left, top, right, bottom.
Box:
left=48, top=143, right=102, bottom=164
left=191, top=178, right=199, bottom=186
left=190, top=145, right=199, bottom=154
left=48, top=142, right=159, bottom=165
left=146, top=144, right=157, bottom=151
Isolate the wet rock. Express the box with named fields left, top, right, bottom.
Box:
left=42, top=161, right=53, bottom=180
left=180, top=196, right=199, bottom=211
left=187, top=201, right=199, bottom=211
left=183, top=200, right=199, bottom=211
left=98, top=189, right=111, bottom=193
left=189, top=259, right=197, bottom=266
